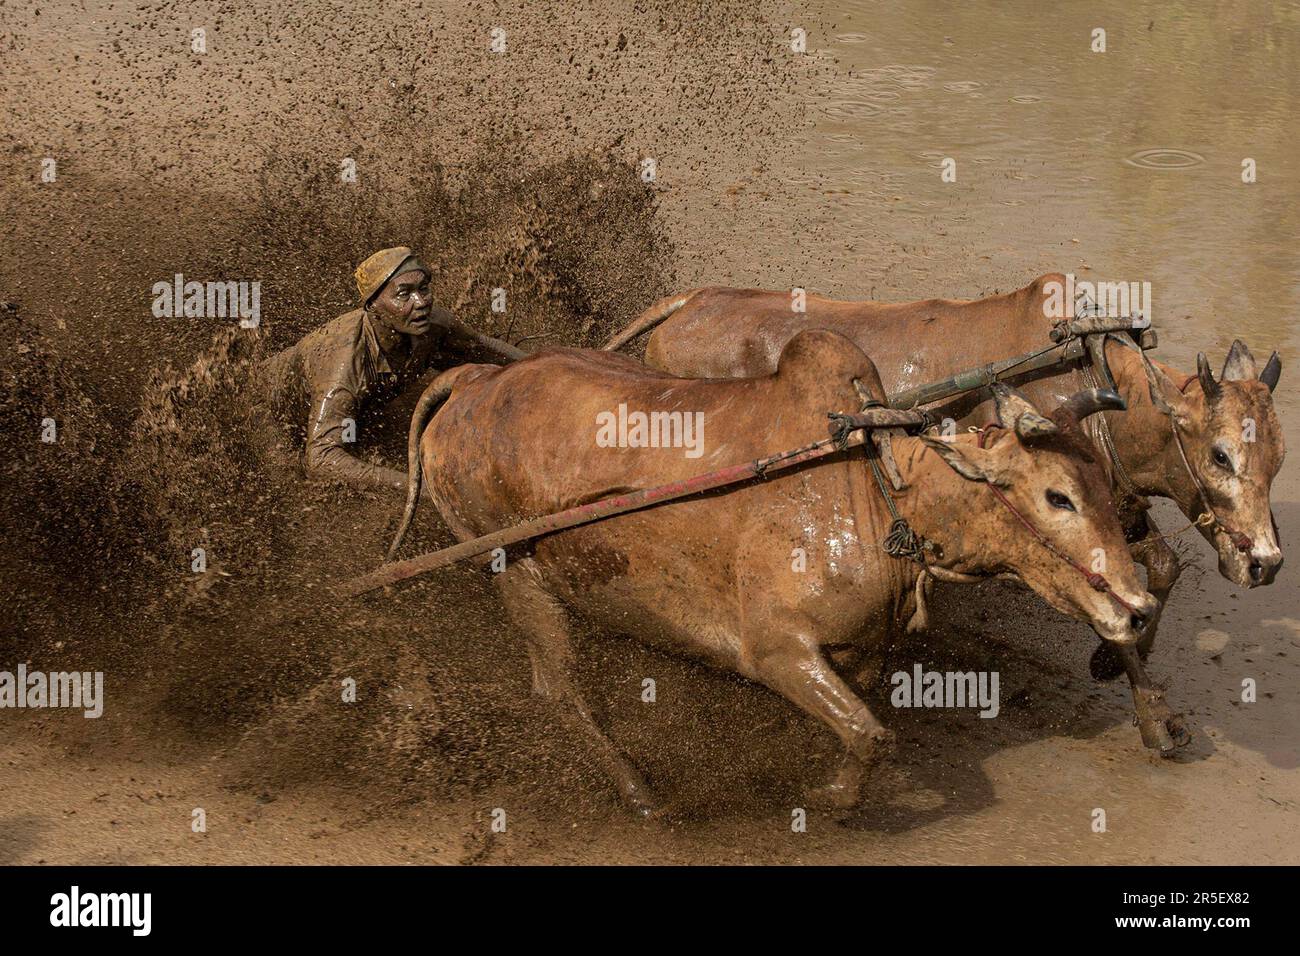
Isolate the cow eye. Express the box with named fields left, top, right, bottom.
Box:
left=1212, top=447, right=1232, bottom=471
left=1046, top=490, right=1075, bottom=512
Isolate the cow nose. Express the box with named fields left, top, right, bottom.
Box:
left=1128, top=595, right=1159, bottom=634
left=1250, top=553, right=1282, bottom=586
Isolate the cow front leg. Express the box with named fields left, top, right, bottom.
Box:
left=750, top=638, right=895, bottom=810
left=1091, top=514, right=1181, bottom=681
left=496, top=559, right=661, bottom=817
left=1132, top=518, right=1181, bottom=658
left=1113, top=642, right=1191, bottom=755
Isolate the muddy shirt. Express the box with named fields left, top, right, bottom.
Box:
left=260, top=307, right=453, bottom=491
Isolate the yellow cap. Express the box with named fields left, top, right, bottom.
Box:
left=355, top=246, right=426, bottom=306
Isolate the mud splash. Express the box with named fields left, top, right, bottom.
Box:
left=241, top=143, right=676, bottom=357
left=0, top=302, right=150, bottom=585
left=0, top=145, right=680, bottom=811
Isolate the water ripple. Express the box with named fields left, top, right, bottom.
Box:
left=1124, top=147, right=1205, bottom=169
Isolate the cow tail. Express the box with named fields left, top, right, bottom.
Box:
left=600, top=289, right=704, bottom=351
left=385, top=370, right=459, bottom=562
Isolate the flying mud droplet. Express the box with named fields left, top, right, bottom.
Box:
left=1124, top=147, right=1206, bottom=170
left=1195, top=628, right=1231, bottom=655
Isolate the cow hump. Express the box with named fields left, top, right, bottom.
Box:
left=775, top=328, right=887, bottom=405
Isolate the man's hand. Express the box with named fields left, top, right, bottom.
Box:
left=305, top=386, right=408, bottom=493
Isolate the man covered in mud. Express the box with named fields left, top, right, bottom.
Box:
left=261, top=246, right=524, bottom=491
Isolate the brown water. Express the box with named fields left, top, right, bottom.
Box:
left=756, top=2, right=1300, bottom=363
left=1, top=0, right=1297, bottom=864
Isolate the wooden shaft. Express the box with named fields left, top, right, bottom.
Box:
left=337, top=430, right=870, bottom=599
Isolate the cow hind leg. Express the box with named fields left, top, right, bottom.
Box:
left=1091, top=516, right=1181, bottom=681
left=496, top=559, right=661, bottom=817
left=750, top=638, right=895, bottom=810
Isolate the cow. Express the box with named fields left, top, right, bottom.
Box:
left=602, top=275, right=1285, bottom=680
left=392, top=329, right=1163, bottom=815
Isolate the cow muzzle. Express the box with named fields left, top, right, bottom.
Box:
left=1216, top=529, right=1282, bottom=588
left=1094, top=591, right=1160, bottom=646
left=1248, top=548, right=1283, bottom=586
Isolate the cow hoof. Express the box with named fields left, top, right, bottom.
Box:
left=869, top=728, right=898, bottom=761
left=1089, top=641, right=1126, bottom=682
left=1164, top=714, right=1193, bottom=751
left=803, top=729, right=896, bottom=811
left=1137, top=715, right=1175, bottom=754
left=1146, top=728, right=1176, bottom=755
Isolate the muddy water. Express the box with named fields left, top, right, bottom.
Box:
left=2, top=1, right=1298, bottom=865
left=802, top=1, right=1300, bottom=362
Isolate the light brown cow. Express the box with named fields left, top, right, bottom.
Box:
left=604, top=275, right=1285, bottom=679
left=398, top=330, right=1161, bottom=815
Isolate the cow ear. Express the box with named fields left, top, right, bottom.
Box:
left=990, top=383, right=1058, bottom=441
left=1015, top=411, right=1058, bottom=441
left=1260, top=351, right=1281, bottom=392
left=1221, top=339, right=1258, bottom=381
left=991, top=383, right=1037, bottom=426
left=920, top=435, right=1003, bottom=485
left=1128, top=348, right=1180, bottom=416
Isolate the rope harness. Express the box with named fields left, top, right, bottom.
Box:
left=845, top=395, right=1144, bottom=623
left=1165, top=373, right=1253, bottom=553
left=1078, top=343, right=1217, bottom=546
left=1099, top=337, right=1254, bottom=554
left=974, top=424, right=1143, bottom=617
left=833, top=404, right=937, bottom=566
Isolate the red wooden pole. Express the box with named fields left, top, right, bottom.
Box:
left=337, top=431, right=866, bottom=599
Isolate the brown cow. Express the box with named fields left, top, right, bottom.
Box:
left=604, top=276, right=1285, bottom=679
left=396, top=330, right=1161, bottom=815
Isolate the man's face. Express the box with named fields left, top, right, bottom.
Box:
left=370, top=268, right=433, bottom=335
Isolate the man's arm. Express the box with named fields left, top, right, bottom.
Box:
left=438, top=314, right=526, bottom=364
left=305, top=386, right=407, bottom=492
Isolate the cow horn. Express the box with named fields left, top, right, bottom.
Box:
left=1221, top=339, right=1257, bottom=381
left=1197, top=352, right=1222, bottom=402
left=1259, top=351, right=1281, bottom=392
left=991, top=383, right=1058, bottom=439
left=1058, top=387, right=1127, bottom=423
